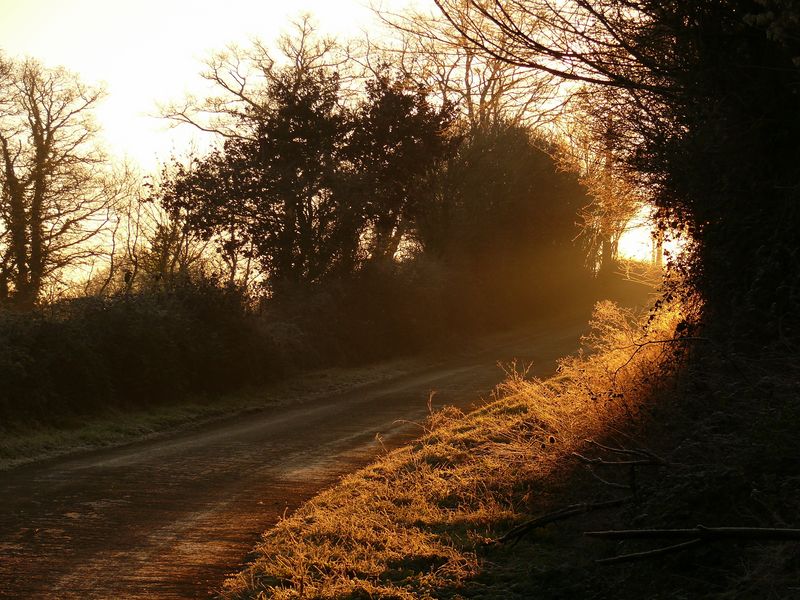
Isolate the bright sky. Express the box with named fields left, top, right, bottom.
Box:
left=0, top=0, right=420, bottom=171
left=617, top=205, right=684, bottom=264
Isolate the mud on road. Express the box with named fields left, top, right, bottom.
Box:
left=0, top=310, right=592, bottom=599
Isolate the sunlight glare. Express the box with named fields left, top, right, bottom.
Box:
left=617, top=210, right=655, bottom=263
left=617, top=205, right=686, bottom=267
left=0, top=0, right=423, bottom=169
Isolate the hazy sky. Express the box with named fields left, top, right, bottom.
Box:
left=0, top=0, right=421, bottom=170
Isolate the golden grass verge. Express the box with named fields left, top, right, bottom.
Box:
left=221, top=299, right=686, bottom=599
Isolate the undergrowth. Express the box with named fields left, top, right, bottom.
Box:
left=220, top=298, right=691, bottom=599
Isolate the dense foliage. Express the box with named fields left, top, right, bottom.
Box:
left=0, top=280, right=267, bottom=422
left=160, top=71, right=456, bottom=291
left=436, top=0, right=800, bottom=344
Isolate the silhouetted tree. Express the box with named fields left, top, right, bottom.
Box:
left=0, top=56, right=119, bottom=308
left=419, top=122, right=585, bottom=264
left=251, top=64, right=353, bottom=284
left=161, top=18, right=361, bottom=290
left=558, top=100, right=644, bottom=275
left=162, top=16, right=350, bottom=142
left=158, top=147, right=257, bottom=287
left=370, top=4, right=556, bottom=131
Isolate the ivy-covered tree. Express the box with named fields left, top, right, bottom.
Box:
left=346, top=74, right=456, bottom=262
left=419, top=122, right=586, bottom=265
left=249, top=66, right=353, bottom=284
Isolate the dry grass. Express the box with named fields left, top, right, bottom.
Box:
left=220, top=299, right=687, bottom=599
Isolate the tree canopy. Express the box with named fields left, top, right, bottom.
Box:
left=159, top=50, right=456, bottom=291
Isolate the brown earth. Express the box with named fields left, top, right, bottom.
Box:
left=0, top=308, right=596, bottom=600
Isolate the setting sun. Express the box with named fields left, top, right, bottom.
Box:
left=617, top=215, right=654, bottom=263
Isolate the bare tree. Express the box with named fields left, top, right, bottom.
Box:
left=0, top=55, right=119, bottom=308
left=139, top=161, right=220, bottom=286
left=161, top=16, right=352, bottom=141
left=83, top=163, right=216, bottom=297
left=368, top=3, right=558, bottom=131
left=556, top=91, right=644, bottom=274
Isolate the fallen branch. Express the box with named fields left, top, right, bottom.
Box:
left=586, top=440, right=668, bottom=465
left=491, top=497, right=629, bottom=546
left=572, top=452, right=661, bottom=467
left=575, top=442, right=668, bottom=495
left=595, top=538, right=705, bottom=565
left=589, top=526, right=800, bottom=565
left=584, top=467, right=631, bottom=491
left=585, top=526, right=800, bottom=541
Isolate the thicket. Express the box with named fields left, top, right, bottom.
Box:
left=0, top=255, right=592, bottom=427
left=0, top=279, right=264, bottom=423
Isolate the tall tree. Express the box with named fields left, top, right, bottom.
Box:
left=158, top=147, right=258, bottom=287
left=0, top=56, right=116, bottom=308
left=419, top=122, right=585, bottom=264
left=250, top=64, right=352, bottom=284
left=161, top=64, right=353, bottom=288
left=558, top=98, right=644, bottom=275
left=162, top=16, right=350, bottom=141
left=161, top=18, right=360, bottom=289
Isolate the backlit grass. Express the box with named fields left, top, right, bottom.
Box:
left=221, top=298, right=685, bottom=599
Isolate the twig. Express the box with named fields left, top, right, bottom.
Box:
left=614, top=337, right=709, bottom=352
left=585, top=526, right=800, bottom=540
left=586, top=439, right=634, bottom=454
left=586, top=440, right=668, bottom=464
left=491, top=497, right=629, bottom=546
left=596, top=538, right=706, bottom=564
left=574, top=441, right=665, bottom=495
left=612, top=336, right=707, bottom=380
left=572, top=452, right=661, bottom=467
left=584, top=467, right=631, bottom=490
left=589, top=526, right=800, bottom=565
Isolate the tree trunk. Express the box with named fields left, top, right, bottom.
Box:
left=599, top=236, right=616, bottom=276
left=652, top=229, right=664, bottom=268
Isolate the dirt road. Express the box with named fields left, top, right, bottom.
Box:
left=0, top=309, right=592, bottom=599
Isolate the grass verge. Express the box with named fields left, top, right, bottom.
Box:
left=222, top=287, right=800, bottom=598
left=0, top=359, right=418, bottom=471
left=219, top=299, right=693, bottom=599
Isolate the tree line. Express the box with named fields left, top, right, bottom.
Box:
left=1, top=17, right=604, bottom=309
left=0, top=15, right=599, bottom=422
left=148, top=17, right=589, bottom=297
